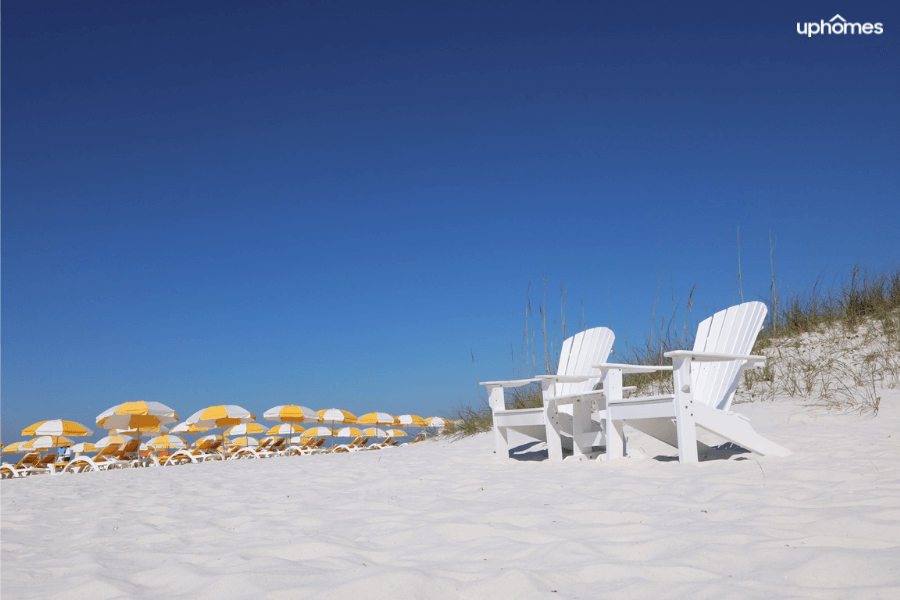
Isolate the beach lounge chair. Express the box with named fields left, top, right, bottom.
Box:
left=285, top=438, right=327, bottom=456
left=1, top=452, right=48, bottom=478
left=165, top=439, right=226, bottom=465
left=364, top=436, right=397, bottom=450
left=481, top=327, right=618, bottom=461
left=594, top=301, right=791, bottom=463
left=233, top=437, right=274, bottom=459
left=333, top=436, right=370, bottom=453
left=63, top=443, right=124, bottom=473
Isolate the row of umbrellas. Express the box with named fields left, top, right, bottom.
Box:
left=3, top=403, right=452, bottom=455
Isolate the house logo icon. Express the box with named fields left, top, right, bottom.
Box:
left=797, top=14, right=884, bottom=37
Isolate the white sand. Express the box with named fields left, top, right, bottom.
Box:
left=3, top=393, right=899, bottom=599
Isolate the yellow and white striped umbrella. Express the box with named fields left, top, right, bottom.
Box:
left=267, top=423, right=305, bottom=435
left=335, top=427, right=364, bottom=438
left=362, top=427, right=390, bottom=438
left=267, top=423, right=304, bottom=445
left=395, top=414, right=427, bottom=427
left=146, top=435, right=189, bottom=450
left=301, top=426, right=334, bottom=438
left=224, top=423, right=266, bottom=436
left=96, top=402, right=179, bottom=432
left=2, top=441, right=28, bottom=453
left=263, top=405, right=320, bottom=423
left=186, top=405, right=256, bottom=428
left=316, top=408, right=358, bottom=425
left=229, top=436, right=259, bottom=447
left=22, top=420, right=94, bottom=437
left=95, top=434, right=135, bottom=448
left=359, top=412, right=395, bottom=426
left=109, top=425, right=169, bottom=437
left=386, top=429, right=407, bottom=438
left=69, top=442, right=99, bottom=454
left=23, top=436, right=73, bottom=450
left=170, top=422, right=209, bottom=434
left=425, top=417, right=450, bottom=428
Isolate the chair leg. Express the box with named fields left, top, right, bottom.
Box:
left=570, top=398, right=593, bottom=458
left=545, top=401, right=564, bottom=461
left=602, top=369, right=626, bottom=460
left=673, top=357, right=699, bottom=464
left=495, top=425, right=512, bottom=460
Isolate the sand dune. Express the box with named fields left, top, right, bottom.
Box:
left=3, top=393, right=899, bottom=599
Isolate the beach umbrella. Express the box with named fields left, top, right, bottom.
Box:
left=186, top=405, right=255, bottom=428
left=110, top=424, right=170, bottom=435
left=335, top=427, right=364, bottom=438
left=2, top=441, right=28, bottom=453
left=95, top=434, right=134, bottom=448
left=96, top=402, right=179, bottom=435
left=146, top=435, right=189, bottom=450
left=69, top=442, right=99, bottom=455
left=23, top=436, right=73, bottom=450
left=230, top=436, right=259, bottom=447
left=301, top=426, right=333, bottom=445
left=186, top=405, right=256, bottom=444
left=267, top=423, right=305, bottom=446
left=359, top=412, right=395, bottom=426
left=170, top=422, right=208, bottom=434
left=263, top=405, right=320, bottom=424
left=22, top=420, right=94, bottom=437
left=386, top=429, right=407, bottom=438
left=169, top=421, right=209, bottom=447
left=224, top=423, right=266, bottom=436
left=394, top=414, right=426, bottom=439
left=316, top=409, right=358, bottom=447
left=425, top=417, right=450, bottom=428
left=362, top=427, right=389, bottom=438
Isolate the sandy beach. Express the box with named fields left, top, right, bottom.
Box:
left=3, top=392, right=899, bottom=599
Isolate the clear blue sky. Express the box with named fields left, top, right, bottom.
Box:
left=2, top=1, right=898, bottom=443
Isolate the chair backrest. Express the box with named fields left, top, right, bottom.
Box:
left=16, top=452, right=41, bottom=467
left=18, top=452, right=41, bottom=467
left=547, top=327, right=615, bottom=400
left=95, top=443, right=122, bottom=458
left=36, top=453, right=58, bottom=467
left=691, top=301, right=767, bottom=411
left=119, top=439, right=142, bottom=457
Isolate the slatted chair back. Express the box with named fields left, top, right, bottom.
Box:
left=34, top=453, right=59, bottom=468
left=117, top=439, right=142, bottom=458
left=690, top=301, right=767, bottom=411
left=16, top=453, right=42, bottom=468
left=548, top=327, right=615, bottom=400
left=92, top=443, right=122, bottom=459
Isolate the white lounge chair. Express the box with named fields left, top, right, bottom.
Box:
left=594, top=301, right=791, bottom=463
left=481, top=327, right=618, bottom=461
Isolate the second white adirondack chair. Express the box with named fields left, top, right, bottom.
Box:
left=594, top=301, right=790, bottom=463
left=481, top=327, right=616, bottom=461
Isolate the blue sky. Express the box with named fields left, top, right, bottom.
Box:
left=2, top=1, right=898, bottom=443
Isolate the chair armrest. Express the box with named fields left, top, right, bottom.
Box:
left=535, top=375, right=596, bottom=383
left=593, top=362, right=674, bottom=373
left=480, top=378, right=539, bottom=388
left=664, top=350, right=765, bottom=367
left=549, top=386, right=638, bottom=405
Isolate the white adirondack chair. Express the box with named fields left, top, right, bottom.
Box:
left=481, top=327, right=616, bottom=461
left=594, top=301, right=790, bottom=463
